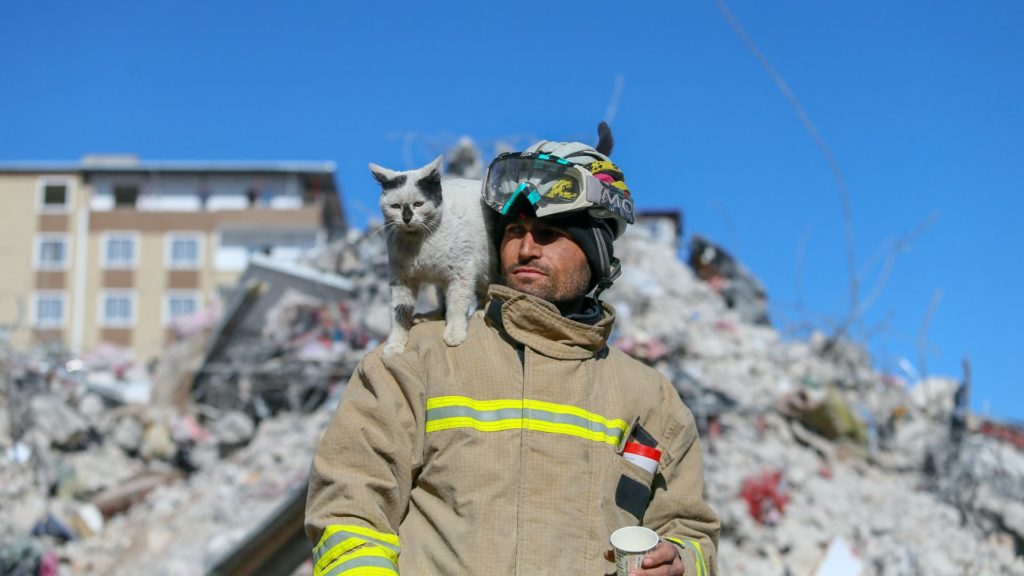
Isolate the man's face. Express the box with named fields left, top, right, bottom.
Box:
left=500, top=216, right=591, bottom=308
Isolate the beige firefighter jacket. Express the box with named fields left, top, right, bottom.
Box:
left=306, top=285, right=719, bottom=575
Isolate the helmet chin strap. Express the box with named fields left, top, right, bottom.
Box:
left=592, top=256, right=621, bottom=299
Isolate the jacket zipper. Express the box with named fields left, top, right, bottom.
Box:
left=514, top=343, right=526, bottom=576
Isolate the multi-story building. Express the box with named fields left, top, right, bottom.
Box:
left=0, top=155, right=345, bottom=362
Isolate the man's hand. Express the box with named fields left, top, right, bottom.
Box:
left=604, top=541, right=684, bottom=575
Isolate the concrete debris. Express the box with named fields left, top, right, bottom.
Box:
left=90, top=470, right=183, bottom=519
left=688, top=234, right=771, bottom=326
left=85, top=372, right=150, bottom=405
left=190, top=254, right=367, bottom=417
left=108, top=415, right=144, bottom=454
left=139, top=422, right=176, bottom=462
left=445, top=136, right=485, bottom=179
left=59, top=444, right=144, bottom=498
left=813, top=536, right=865, bottom=576
left=909, top=376, right=959, bottom=420
left=607, top=222, right=1024, bottom=575
left=780, top=387, right=869, bottom=445
left=66, top=504, right=104, bottom=539
left=211, top=410, right=256, bottom=450
left=1, top=217, right=1022, bottom=575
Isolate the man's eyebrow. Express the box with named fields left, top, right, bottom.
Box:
left=536, top=222, right=568, bottom=234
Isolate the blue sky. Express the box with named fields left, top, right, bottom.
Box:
left=2, top=1, right=1021, bottom=420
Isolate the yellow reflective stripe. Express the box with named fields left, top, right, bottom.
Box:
left=320, top=546, right=398, bottom=576
left=316, top=525, right=400, bottom=556
left=426, top=396, right=627, bottom=431
left=427, top=417, right=523, bottom=433
left=425, top=396, right=628, bottom=445
left=314, top=525, right=399, bottom=576
left=525, top=420, right=623, bottom=445
left=523, top=398, right=627, bottom=431
left=664, top=537, right=706, bottom=576
left=427, top=396, right=522, bottom=410
left=426, top=417, right=623, bottom=445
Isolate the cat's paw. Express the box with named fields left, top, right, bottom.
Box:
left=382, top=340, right=406, bottom=357
left=442, top=323, right=467, bottom=347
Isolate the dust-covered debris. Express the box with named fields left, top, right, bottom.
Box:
left=1, top=215, right=1022, bottom=575
left=607, top=221, right=1024, bottom=575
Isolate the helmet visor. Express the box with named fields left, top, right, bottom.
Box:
left=482, top=153, right=591, bottom=214
left=482, top=152, right=634, bottom=235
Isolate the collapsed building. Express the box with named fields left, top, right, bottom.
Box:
left=2, top=212, right=1024, bottom=576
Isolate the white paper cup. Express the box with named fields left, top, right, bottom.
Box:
left=610, top=526, right=660, bottom=576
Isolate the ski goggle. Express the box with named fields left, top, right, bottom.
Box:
left=481, top=152, right=634, bottom=237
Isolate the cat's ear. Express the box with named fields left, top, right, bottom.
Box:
left=369, top=163, right=406, bottom=191
left=424, top=155, right=444, bottom=180
left=417, top=156, right=444, bottom=203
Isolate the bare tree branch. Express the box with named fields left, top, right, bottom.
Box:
left=856, top=212, right=940, bottom=320
left=604, top=74, right=626, bottom=126
left=918, top=288, right=943, bottom=380
left=795, top=225, right=810, bottom=314
left=715, top=0, right=858, bottom=318
left=814, top=212, right=939, bottom=353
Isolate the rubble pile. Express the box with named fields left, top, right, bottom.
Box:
left=607, top=226, right=1024, bottom=575
left=0, top=227, right=395, bottom=575
left=57, top=410, right=330, bottom=575
left=2, top=219, right=1023, bottom=575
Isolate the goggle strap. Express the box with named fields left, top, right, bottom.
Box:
left=591, top=226, right=611, bottom=278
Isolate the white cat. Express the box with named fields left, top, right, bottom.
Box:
left=369, top=156, right=497, bottom=357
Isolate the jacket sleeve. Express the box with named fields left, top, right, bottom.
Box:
left=304, top=349, right=426, bottom=576
left=644, top=383, right=720, bottom=576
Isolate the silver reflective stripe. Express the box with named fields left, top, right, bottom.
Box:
left=668, top=538, right=707, bottom=576
left=324, top=554, right=397, bottom=576
left=428, top=405, right=523, bottom=422
left=313, top=531, right=399, bottom=564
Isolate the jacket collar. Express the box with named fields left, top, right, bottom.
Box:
left=485, top=285, right=615, bottom=360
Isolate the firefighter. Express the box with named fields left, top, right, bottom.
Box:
left=305, top=136, right=719, bottom=576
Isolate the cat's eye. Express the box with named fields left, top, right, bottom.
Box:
left=413, top=202, right=424, bottom=208
left=390, top=204, right=400, bottom=209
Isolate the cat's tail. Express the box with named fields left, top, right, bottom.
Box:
left=596, top=121, right=614, bottom=156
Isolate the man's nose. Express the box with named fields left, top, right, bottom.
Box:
left=517, top=230, right=542, bottom=259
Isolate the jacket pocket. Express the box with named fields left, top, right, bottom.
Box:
left=608, top=448, right=656, bottom=523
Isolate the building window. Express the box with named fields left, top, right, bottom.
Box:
left=37, top=178, right=72, bottom=212
left=35, top=235, right=69, bottom=270
left=113, top=185, right=139, bottom=208
left=100, top=292, right=135, bottom=327
left=33, top=292, right=66, bottom=328
left=166, top=233, right=202, bottom=269
left=103, top=233, right=136, bottom=268
left=44, top=184, right=67, bottom=207
left=164, top=292, right=200, bottom=325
